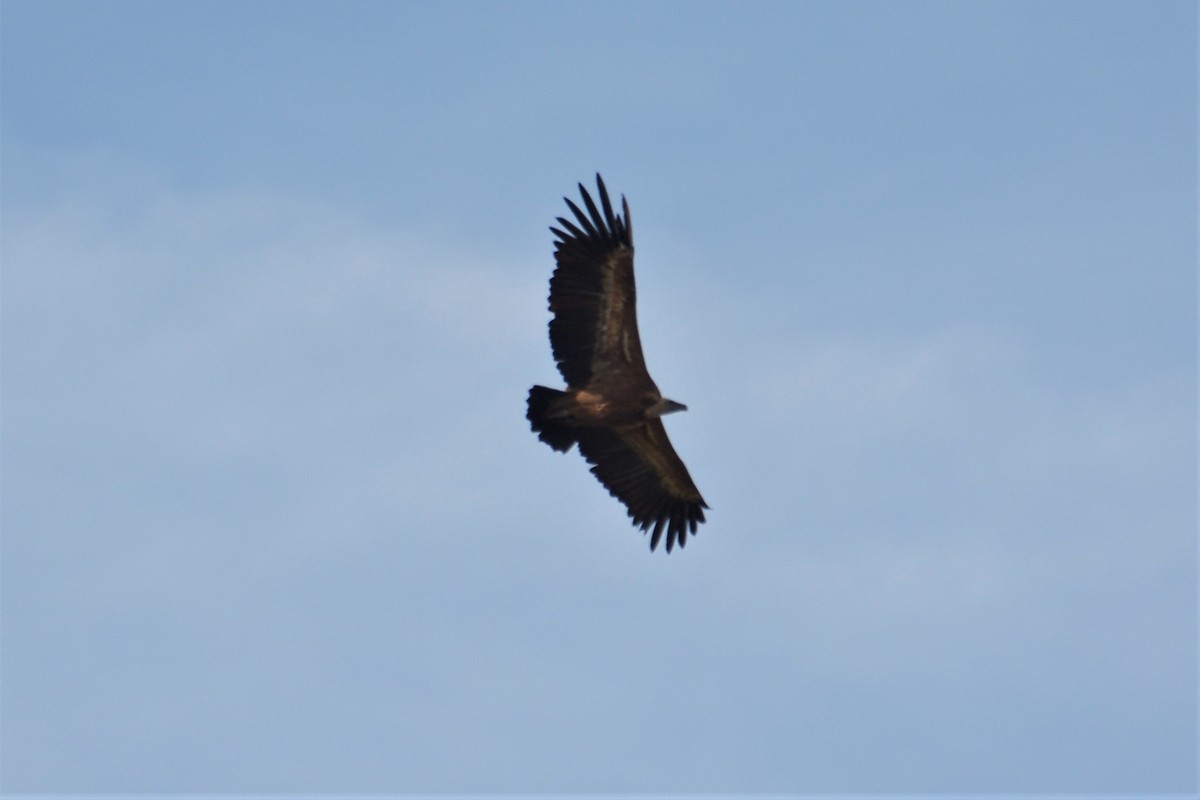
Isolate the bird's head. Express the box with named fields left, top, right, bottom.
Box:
left=644, top=394, right=688, bottom=418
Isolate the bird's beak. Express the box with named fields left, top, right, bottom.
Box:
left=653, top=398, right=688, bottom=416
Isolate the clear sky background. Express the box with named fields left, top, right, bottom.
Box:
left=2, top=1, right=1195, bottom=795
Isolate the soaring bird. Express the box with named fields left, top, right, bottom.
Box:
left=526, top=174, right=707, bottom=553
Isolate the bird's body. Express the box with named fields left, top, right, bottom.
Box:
left=526, top=174, right=707, bottom=553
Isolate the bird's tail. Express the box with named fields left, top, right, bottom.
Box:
left=526, top=386, right=577, bottom=452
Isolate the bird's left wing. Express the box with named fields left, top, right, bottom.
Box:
left=547, top=175, right=645, bottom=387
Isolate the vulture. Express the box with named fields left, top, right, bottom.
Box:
left=526, top=174, right=707, bottom=552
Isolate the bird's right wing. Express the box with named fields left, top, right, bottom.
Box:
left=575, top=420, right=707, bottom=552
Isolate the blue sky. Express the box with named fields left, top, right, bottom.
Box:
left=2, top=1, right=1195, bottom=794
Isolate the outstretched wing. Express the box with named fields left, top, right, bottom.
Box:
left=547, top=174, right=644, bottom=388
left=575, top=421, right=707, bottom=553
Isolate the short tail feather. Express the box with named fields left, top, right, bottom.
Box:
left=527, top=386, right=577, bottom=452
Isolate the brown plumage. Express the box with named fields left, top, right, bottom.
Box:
left=526, top=174, right=707, bottom=553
